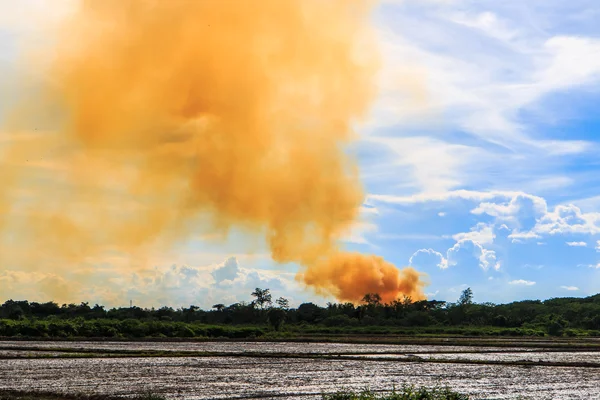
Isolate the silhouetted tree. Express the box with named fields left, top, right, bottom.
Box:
left=458, top=288, right=473, bottom=305
left=275, top=297, right=289, bottom=310
left=251, top=288, right=272, bottom=310
left=361, top=293, right=382, bottom=306
left=267, top=308, right=287, bottom=331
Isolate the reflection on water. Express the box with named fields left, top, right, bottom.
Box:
left=0, top=341, right=598, bottom=399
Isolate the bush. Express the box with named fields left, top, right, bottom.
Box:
left=323, top=386, right=469, bottom=400
left=322, top=315, right=357, bottom=327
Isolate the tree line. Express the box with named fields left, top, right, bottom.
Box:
left=1, top=288, right=600, bottom=338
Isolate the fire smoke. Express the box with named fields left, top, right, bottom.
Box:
left=0, top=0, right=426, bottom=303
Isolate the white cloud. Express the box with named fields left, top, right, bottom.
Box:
left=368, top=189, right=533, bottom=205
left=566, top=241, right=587, bottom=247
left=453, top=222, right=495, bottom=245
left=212, top=257, right=240, bottom=283
left=409, top=248, right=448, bottom=270
left=509, top=231, right=542, bottom=242
left=447, top=239, right=499, bottom=271
left=509, top=279, right=536, bottom=286
left=342, top=221, right=378, bottom=246
left=560, top=286, right=579, bottom=291
left=362, top=2, right=600, bottom=222
left=438, top=211, right=446, bottom=217
left=534, top=204, right=600, bottom=236
left=373, top=5, right=600, bottom=151
left=372, top=189, right=600, bottom=244
left=448, top=11, right=517, bottom=42
left=471, top=194, right=547, bottom=230
left=364, top=136, right=483, bottom=193
left=538, top=36, right=600, bottom=90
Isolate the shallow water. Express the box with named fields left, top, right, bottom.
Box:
left=0, top=340, right=537, bottom=354
left=0, top=341, right=598, bottom=399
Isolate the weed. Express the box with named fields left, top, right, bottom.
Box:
left=323, top=385, right=469, bottom=400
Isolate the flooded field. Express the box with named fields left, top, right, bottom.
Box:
left=0, top=340, right=540, bottom=354
left=0, top=340, right=599, bottom=399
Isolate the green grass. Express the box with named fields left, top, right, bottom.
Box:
left=0, top=387, right=469, bottom=400
left=323, top=386, right=469, bottom=400
left=0, top=391, right=167, bottom=400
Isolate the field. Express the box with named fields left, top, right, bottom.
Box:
left=0, top=338, right=599, bottom=399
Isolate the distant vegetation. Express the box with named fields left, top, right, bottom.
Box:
left=1, top=288, right=600, bottom=339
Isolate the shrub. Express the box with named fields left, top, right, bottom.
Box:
left=323, top=385, right=469, bottom=400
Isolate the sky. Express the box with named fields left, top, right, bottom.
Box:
left=2, top=0, right=600, bottom=308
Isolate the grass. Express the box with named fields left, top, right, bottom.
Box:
left=1, top=387, right=469, bottom=400
left=323, top=386, right=469, bottom=400
left=0, top=391, right=166, bottom=400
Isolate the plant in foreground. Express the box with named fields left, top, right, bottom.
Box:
left=322, top=385, right=469, bottom=400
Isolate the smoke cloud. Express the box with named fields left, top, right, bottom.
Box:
left=0, top=0, right=426, bottom=303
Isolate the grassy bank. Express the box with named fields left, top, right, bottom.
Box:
left=0, top=392, right=164, bottom=400
left=0, top=387, right=470, bottom=400
left=4, top=318, right=600, bottom=340
left=324, top=387, right=469, bottom=400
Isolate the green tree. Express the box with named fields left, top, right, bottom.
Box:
left=267, top=308, right=287, bottom=331
left=275, top=297, right=289, bottom=310
left=547, top=316, right=567, bottom=336
left=458, top=287, right=473, bottom=306
left=251, top=288, right=272, bottom=310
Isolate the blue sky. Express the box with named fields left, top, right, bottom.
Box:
left=2, top=0, right=600, bottom=308
left=354, top=0, right=600, bottom=304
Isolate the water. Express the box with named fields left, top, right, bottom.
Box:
left=0, top=341, right=598, bottom=399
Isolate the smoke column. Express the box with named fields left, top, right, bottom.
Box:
left=0, top=0, right=426, bottom=303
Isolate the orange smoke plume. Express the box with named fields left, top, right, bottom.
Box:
left=0, top=0, right=426, bottom=303
left=302, top=253, right=426, bottom=303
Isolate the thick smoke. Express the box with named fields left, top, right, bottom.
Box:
left=0, top=0, right=426, bottom=303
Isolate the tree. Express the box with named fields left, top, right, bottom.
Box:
left=251, top=288, right=272, bottom=310
left=297, top=302, right=322, bottom=323
left=212, top=304, right=225, bottom=312
left=362, top=293, right=382, bottom=306
left=267, top=308, right=287, bottom=331
left=458, top=288, right=473, bottom=306
left=547, top=316, right=567, bottom=336
left=275, top=297, right=289, bottom=310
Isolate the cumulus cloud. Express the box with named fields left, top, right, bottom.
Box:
left=135, top=259, right=296, bottom=308
left=0, top=255, right=303, bottom=309
left=447, top=239, right=499, bottom=271
left=375, top=190, right=600, bottom=246
left=566, top=241, right=587, bottom=247
left=212, top=257, right=240, bottom=284
left=509, top=279, right=536, bottom=286
left=534, top=204, right=600, bottom=236
left=452, top=222, right=495, bottom=245
left=409, top=248, right=448, bottom=270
